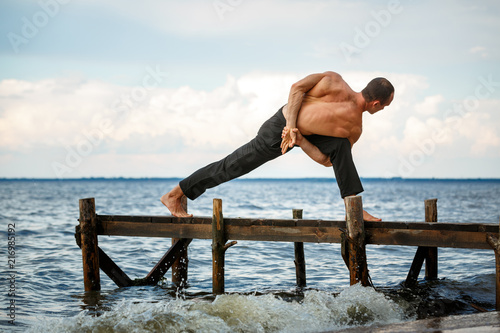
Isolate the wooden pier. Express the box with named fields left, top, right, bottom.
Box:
left=75, top=196, right=500, bottom=309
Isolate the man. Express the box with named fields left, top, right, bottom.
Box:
left=161, top=71, right=394, bottom=220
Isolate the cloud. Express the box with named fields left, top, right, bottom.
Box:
left=469, top=46, right=489, bottom=58
left=414, top=95, right=445, bottom=116
left=0, top=78, right=114, bottom=150
left=1, top=71, right=499, bottom=178
left=0, top=72, right=299, bottom=154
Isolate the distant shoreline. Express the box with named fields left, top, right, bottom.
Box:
left=1, top=177, right=499, bottom=182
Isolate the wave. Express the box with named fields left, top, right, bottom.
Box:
left=26, top=285, right=410, bottom=333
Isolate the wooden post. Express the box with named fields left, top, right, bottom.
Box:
left=172, top=196, right=189, bottom=287
left=404, top=198, right=439, bottom=287
left=75, top=225, right=132, bottom=288
left=212, top=198, right=225, bottom=294
left=486, top=218, right=500, bottom=310
left=293, top=209, right=306, bottom=288
left=79, top=198, right=100, bottom=291
left=344, top=196, right=369, bottom=286
left=425, top=198, right=438, bottom=280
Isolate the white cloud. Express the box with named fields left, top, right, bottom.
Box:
left=469, top=46, right=489, bottom=58
left=1, top=71, right=500, bottom=178
left=0, top=73, right=297, bottom=154
left=414, top=95, right=445, bottom=116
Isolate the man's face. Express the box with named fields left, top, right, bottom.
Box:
left=368, top=92, right=394, bottom=114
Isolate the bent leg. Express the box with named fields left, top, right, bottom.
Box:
left=305, top=135, right=363, bottom=198
left=306, top=135, right=380, bottom=221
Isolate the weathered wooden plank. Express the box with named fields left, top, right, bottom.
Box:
left=98, top=215, right=497, bottom=231
left=100, top=220, right=211, bottom=239
left=97, top=217, right=493, bottom=249
left=98, top=246, right=133, bottom=287
left=404, top=246, right=427, bottom=288
left=98, top=215, right=153, bottom=223
left=225, top=225, right=344, bottom=243
left=367, top=228, right=491, bottom=249
left=365, top=221, right=498, bottom=232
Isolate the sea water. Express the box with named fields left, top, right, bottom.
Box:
left=0, top=178, right=499, bottom=332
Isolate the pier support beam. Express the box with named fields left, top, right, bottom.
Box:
left=424, top=199, right=438, bottom=280
left=344, top=196, right=369, bottom=286
left=405, top=199, right=438, bottom=287
left=79, top=198, right=100, bottom=291
left=486, top=218, right=500, bottom=311
left=172, top=196, right=190, bottom=287
left=212, top=199, right=236, bottom=294
left=212, top=198, right=225, bottom=294
left=293, top=209, right=306, bottom=288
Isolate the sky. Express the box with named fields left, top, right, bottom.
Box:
left=0, top=0, right=499, bottom=179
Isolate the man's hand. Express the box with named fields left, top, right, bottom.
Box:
left=280, top=126, right=298, bottom=154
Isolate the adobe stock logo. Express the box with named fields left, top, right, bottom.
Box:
left=7, top=0, right=71, bottom=53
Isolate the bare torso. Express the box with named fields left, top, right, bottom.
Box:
left=283, top=72, right=364, bottom=146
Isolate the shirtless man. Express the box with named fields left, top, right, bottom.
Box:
left=281, top=71, right=392, bottom=150
left=162, top=71, right=394, bottom=220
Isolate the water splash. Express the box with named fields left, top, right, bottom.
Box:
left=27, top=285, right=410, bottom=333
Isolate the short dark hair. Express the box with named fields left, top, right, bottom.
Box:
left=361, top=77, right=394, bottom=105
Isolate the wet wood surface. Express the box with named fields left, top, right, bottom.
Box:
left=96, top=215, right=497, bottom=249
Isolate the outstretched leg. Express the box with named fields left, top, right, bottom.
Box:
left=162, top=107, right=287, bottom=215
left=161, top=184, right=192, bottom=217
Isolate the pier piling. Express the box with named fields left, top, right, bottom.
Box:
left=486, top=218, right=500, bottom=310
left=425, top=199, right=438, bottom=280
left=212, top=199, right=237, bottom=294
left=172, top=196, right=190, bottom=287
left=344, top=196, right=369, bottom=286
left=212, top=198, right=225, bottom=294
left=405, top=199, right=438, bottom=287
left=293, top=209, right=306, bottom=288
left=79, top=198, right=100, bottom=291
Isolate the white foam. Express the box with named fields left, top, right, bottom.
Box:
left=27, top=284, right=411, bottom=333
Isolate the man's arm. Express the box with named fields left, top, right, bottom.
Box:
left=282, top=72, right=337, bottom=154
left=282, top=127, right=332, bottom=167
left=285, top=73, right=327, bottom=128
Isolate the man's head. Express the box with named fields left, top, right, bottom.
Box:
left=362, top=77, right=394, bottom=114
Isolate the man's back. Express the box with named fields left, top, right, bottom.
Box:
left=284, top=72, right=364, bottom=146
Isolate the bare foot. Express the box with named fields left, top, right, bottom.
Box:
left=363, top=209, right=382, bottom=222
left=160, top=185, right=193, bottom=217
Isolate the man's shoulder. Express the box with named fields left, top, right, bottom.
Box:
left=318, top=72, right=344, bottom=87
left=322, top=71, right=342, bottom=79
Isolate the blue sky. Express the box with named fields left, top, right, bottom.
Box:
left=1, top=0, right=499, bottom=179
